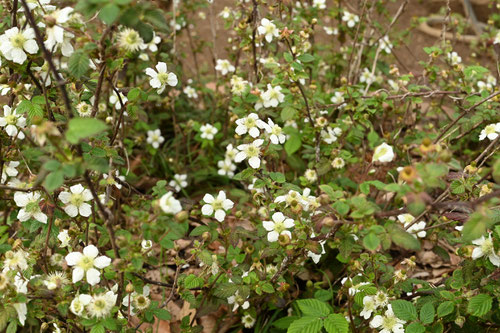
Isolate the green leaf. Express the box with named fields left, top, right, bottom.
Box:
left=273, top=316, right=297, bottom=329
left=184, top=274, right=203, bottom=289
left=44, top=170, right=64, bottom=192
left=285, top=134, right=301, bottom=155
left=68, top=51, right=90, bottom=79
left=66, top=118, right=108, bottom=144
left=467, top=294, right=492, bottom=317
left=269, top=172, right=286, bottom=183
left=405, top=322, right=425, bottom=333
left=420, top=302, right=435, bottom=324
left=391, top=300, right=417, bottom=321
left=461, top=212, right=492, bottom=242
left=99, top=3, right=120, bottom=25
left=262, top=282, right=275, bottom=293
left=90, top=324, right=105, bottom=333
left=6, top=321, right=17, bottom=333
left=323, top=314, right=349, bottom=333
left=212, top=283, right=239, bottom=299
left=154, top=308, right=171, bottom=320
left=281, top=106, right=297, bottom=121
left=296, top=299, right=331, bottom=317
left=450, top=180, right=465, bottom=194
left=387, top=224, right=421, bottom=251
left=287, top=316, right=323, bottom=333
left=297, top=53, right=315, bottom=63
left=363, top=232, right=380, bottom=251
left=127, top=88, right=141, bottom=102
left=17, top=100, right=43, bottom=120
left=332, top=201, right=349, bottom=216
left=437, top=301, right=454, bottom=317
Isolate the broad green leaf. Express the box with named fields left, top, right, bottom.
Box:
left=99, top=3, right=120, bottom=25
left=391, top=300, right=417, bottom=321
left=363, top=232, right=380, bottom=251
left=285, top=134, right=301, bottom=155
left=467, top=294, right=492, bottom=317
left=66, top=118, right=108, bottom=144
left=387, top=224, right=421, bottom=251
left=44, top=170, right=64, bottom=192
left=437, top=301, right=454, bottom=317
left=68, top=51, right=90, bottom=79
left=419, top=302, right=435, bottom=324
left=405, top=322, right=425, bottom=333
left=323, top=314, right=349, bottom=333
left=297, top=53, right=314, bottom=63
left=296, top=299, right=331, bottom=317
left=281, top=106, right=297, bottom=121
left=287, top=316, right=323, bottom=333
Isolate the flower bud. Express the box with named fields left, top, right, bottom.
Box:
left=278, top=234, right=290, bottom=246
left=126, top=282, right=135, bottom=294
left=175, top=210, right=189, bottom=222
left=455, top=316, right=465, bottom=328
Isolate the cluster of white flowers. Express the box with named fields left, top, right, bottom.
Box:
left=70, top=289, right=117, bottom=318
left=397, top=214, right=426, bottom=238
left=321, top=126, right=342, bottom=144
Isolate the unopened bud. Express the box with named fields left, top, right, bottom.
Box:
left=175, top=210, right=189, bottom=222
left=278, top=234, right=290, bottom=246
left=126, top=282, right=135, bottom=294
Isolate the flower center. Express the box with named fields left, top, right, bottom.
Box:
left=481, top=239, right=494, bottom=254
left=125, top=32, right=140, bottom=45
left=11, top=33, right=26, bottom=49
left=273, top=221, right=286, bottom=234
left=244, top=117, right=256, bottom=128
left=245, top=145, right=259, bottom=157
left=70, top=193, right=85, bottom=207
left=271, top=125, right=281, bottom=135
left=5, top=114, right=17, bottom=125
left=382, top=315, right=397, bottom=330
left=77, top=255, right=94, bottom=271
left=94, top=299, right=106, bottom=311
left=157, top=72, right=169, bottom=84
left=25, top=200, right=40, bottom=213
left=485, top=125, right=496, bottom=135
left=211, top=199, right=223, bottom=211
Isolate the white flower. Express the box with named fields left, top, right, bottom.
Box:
left=313, top=0, right=326, bottom=9
left=261, top=84, right=284, bottom=108
left=274, top=190, right=307, bottom=208
left=141, top=239, right=153, bottom=251
left=230, top=76, right=249, bottom=95
left=323, top=27, right=338, bottom=35
left=242, top=313, right=256, bottom=328
left=372, top=143, right=394, bottom=163
left=109, top=91, right=128, bottom=110
left=44, top=7, right=74, bottom=56
left=495, top=31, right=500, bottom=44
left=123, top=286, right=151, bottom=314
left=304, top=169, right=317, bottom=183
left=227, top=291, right=250, bottom=311
left=57, top=229, right=70, bottom=247
left=235, top=113, right=264, bottom=138
left=307, top=233, right=326, bottom=264
left=360, top=296, right=376, bottom=319
left=13, top=191, right=47, bottom=223
left=70, top=294, right=92, bottom=316
left=169, top=174, right=188, bottom=192
left=261, top=118, right=286, bottom=144
left=330, top=91, right=345, bottom=105
left=0, top=105, right=26, bottom=139
left=447, top=51, right=462, bottom=66
left=263, top=212, right=295, bottom=242
left=44, top=271, right=68, bottom=290
left=13, top=274, right=28, bottom=326
left=76, top=102, right=91, bottom=117
left=219, top=7, right=232, bottom=19
left=360, top=68, right=376, bottom=85
left=471, top=233, right=500, bottom=267
left=202, top=191, right=234, bottom=222
left=388, top=79, right=399, bottom=91
left=479, top=123, right=500, bottom=141
left=397, top=213, right=426, bottom=238
left=0, top=27, right=38, bottom=64
left=215, top=59, right=235, bottom=76
left=58, top=184, right=93, bottom=217
left=118, top=28, right=144, bottom=52
left=2, top=161, right=20, bottom=182
left=87, top=290, right=117, bottom=318
left=103, top=170, right=125, bottom=189
left=332, top=157, right=345, bottom=169
left=373, top=291, right=389, bottom=308
left=142, top=31, right=161, bottom=52
left=65, top=245, right=111, bottom=285
left=200, top=123, right=218, bottom=140
left=321, top=127, right=341, bottom=144
left=159, top=191, right=182, bottom=214
left=147, top=129, right=165, bottom=149
left=218, top=159, right=236, bottom=177
left=3, top=250, right=28, bottom=272
left=257, top=18, right=279, bottom=43
left=235, top=139, right=264, bottom=169
left=370, top=304, right=406, bottom=333
left=183, top=86, right=198, bottom=99
left=379, top=36, right=393, bottom=54
left=342, top=11, right=359, bottom=28
left=225, top=143, right=238, bottom=161
left=145, top=62, right=178, bottom=93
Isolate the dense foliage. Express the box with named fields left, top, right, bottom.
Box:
left=0, top=0, right=500, bottom=332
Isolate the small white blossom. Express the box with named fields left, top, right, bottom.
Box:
left=242, top=313, right=256, bottom=328
left=200, top=123, right=218, bottom=140
left=123, top=286, right=151, bottom=314
left=159, top=191, right=182, bottom=214
left=141, top=239, right=153, bottom=251
left=379, top=36, right=393, bottom=54
left=360, top=296, right=376, bottom=319
left=57, top=229, right=70, bottom=247
left=304, top=169, right=317, bottom=183
left=227, top=290, right=249, bottom=311
left=215, top=59, right=235, bottom=76
left=235, top=139, right=264, bottom=169
left=0, top=105, right=26, bottom=139
left=202, top=191, right=234, bottom=222
left=321, top=127, right=342, bottom=144
left=342, top=11, right=359, bottom=28
left=145, top=62, right=178, bottom=93
left=261, top=84, right=285, bottom=108
left=471, top=233, right=500, bottom=267
left=257, top=18, right=279, bottom=43
left=87, top=290, right=117, bottom=318
left=263, top=212, right=295, bottom=242
left=332, top=157, right=345, bottom=169
left=312, top=0, right=326, bottom=9
left=235, top=113, right=264, bottom=138
left=372, top=143, right=394, bottom=163
left=147, top=129, right=165, bottom=149
left=109, top=91, right=128, bottom=110
left=169, top=174, right=188, bottom=192
left=14, top=191, right=47, bottom=223
left=183, top=86, right=198, bottom=99
left=70, top=294, right=92, bottom=316
left=218, top=159, right=236, bottom=177
left=118, top=28, right=144, bottom=52
left=44, top=7, right=74, bottom=56
left=261, top=118, right=286, bottom=144
left=479, top=123, right=500, bottom=141
left=2, top=161, right=20, bottom=182
left=0, top=27, right=38, bottom=64
left=65, top=245, right=111, bottom=285
left=447, top=51, right=462, bottom=66
left=370, top=304, right=406, bottom=333
left=58, top=184, right=93, bottom=217
left=360, top=68, right=376, bottom=85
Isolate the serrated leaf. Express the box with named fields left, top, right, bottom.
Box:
left=44, top=170, right=64, bottom=192
left=437, top=301, right=454, bottom=317
left=391, top=300, right=417, bottom=321
left=420, top=302, right=435, bottom=324
left=99, top=3, right=120, bottom=25
left=281, top=106, right=297, bottom=121
left=68, top=51, right=89, bottom=79
left=405, top=322, right=425, bottom=333
left=323, top=314, right=349, bottom=333
left=285, top=134, right=301, bottom=155
left=363, top=232, right=380, bottom=251
left=212, top=283, right=239, bottom=299
left=184, top=274, right=204, bottom=289
left=467, top=294, right=492, bottom=317
left=287, top=316, right=323, bottom=333
left=388, top=224, right=421, bottom=251
left=296, top=299, right=331, bottom=317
